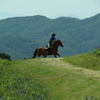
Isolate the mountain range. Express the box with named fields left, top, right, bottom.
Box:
left=0, top=12, right=82, bottom=20
left=0, top=13, right=100, bottom=60
left=0, top=12, right=26, bottom=20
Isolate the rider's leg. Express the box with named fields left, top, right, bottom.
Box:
left=48, top=48, right=52, bottom=54
left=47, top=43, right=52, bottom=54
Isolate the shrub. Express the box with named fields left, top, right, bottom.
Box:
left=93, top=48, right=100, bottom=56
left=0, top=52, right=11, bottom=61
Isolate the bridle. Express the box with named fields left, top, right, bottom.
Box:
left=54, top=42, right=59, bottom=46
left=53, top=41, right=59, bottom=46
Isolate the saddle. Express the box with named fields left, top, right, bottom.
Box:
left=44, top=44, right=53, bottom=55
left=44, top=45, right=48, bottom=50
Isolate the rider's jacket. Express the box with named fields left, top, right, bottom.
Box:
left=48, top=37, right=56, bottom=48
left=49, top=37, right=55, bottom=44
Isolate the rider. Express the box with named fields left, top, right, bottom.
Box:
left=48, top=33, right=56, bottom=54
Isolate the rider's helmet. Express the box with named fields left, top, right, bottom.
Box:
left=52, top=33, right=56, bottom=37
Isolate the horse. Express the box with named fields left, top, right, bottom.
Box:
left=32, top=40, right=64, bottom=58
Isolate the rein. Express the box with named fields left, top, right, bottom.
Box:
left=52, top=40, right=60, bottom=48
left=54, top=43, right=59, bottom=46
left=52, top=42, right=59, bottom=47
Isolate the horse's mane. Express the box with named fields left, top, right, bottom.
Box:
left=54, top=39, right=60, bottom=42
left=53, top=40, right=61, bottom=43
left=57, top=40, right=61, bottom=42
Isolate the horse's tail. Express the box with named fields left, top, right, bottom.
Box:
left=32, top=48, right=38, bottom=58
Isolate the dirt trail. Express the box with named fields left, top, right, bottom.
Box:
left=40, top=58, right=100, bottom=79
left=40, top=58, right=73, bottom=68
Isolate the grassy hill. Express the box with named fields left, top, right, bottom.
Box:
left=62, top=53, right=100, bottom=70
left=0, top=53, right=98, bottom=100
left=0, top=59, right=50, bottom=100
left=0, top=14, right=100, bottom=59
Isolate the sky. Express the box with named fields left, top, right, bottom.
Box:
left=0, top=0, right=100, bottom=19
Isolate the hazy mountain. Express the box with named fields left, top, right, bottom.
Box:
left=0, top=14, right=100, bottom=60
left=0, top=12, right=25, bottom=20
left=50, top=14, right=82, bottom=19
left=0, top=12, right=82, bottom=20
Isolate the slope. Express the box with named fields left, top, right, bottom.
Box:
left=11, top=56, right=100, bottom=100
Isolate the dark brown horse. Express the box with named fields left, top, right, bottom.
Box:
left=32, top=40, right=64, bottom=58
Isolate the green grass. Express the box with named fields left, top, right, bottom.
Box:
left=62, top=53, right=100, bottom=70
left=1, top=53, right=100, bottom=100
left=10, top=57, right=100, bottom=100
left=0, top=59, right=50, bottom=100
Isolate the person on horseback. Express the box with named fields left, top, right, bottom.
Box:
left=48, top=33, right=56, bottom=54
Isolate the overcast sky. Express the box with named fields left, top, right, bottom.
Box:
left=0, top=0, right=100, bottom=19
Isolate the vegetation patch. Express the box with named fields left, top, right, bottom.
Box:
left=0, top=59, right=50, bottom=100
left=93, top=47, right=100, bottom=56
left=0, top=52, right=11, bottom=61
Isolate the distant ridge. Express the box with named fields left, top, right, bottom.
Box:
left=50, top=14, right=82, bottom=19
left=0, top=12, right=83, bottom=20
left=0, top=12, right=26, bottom=20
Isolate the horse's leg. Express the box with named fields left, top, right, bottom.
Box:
left=57, top=53, right=60, bottom=57
left=37, top=49, right=41, bottom=58
left=38, top=55, right=40, bottom=58
left=54, top=54, right=57, bottom=58
left=43, top=50, right=46, bottom=58
left=43, top=55, right=46, bottom=58
left=43, top=52, right=46, bottom=58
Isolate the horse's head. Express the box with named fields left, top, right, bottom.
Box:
left=54, top=40, right=64, bottom=47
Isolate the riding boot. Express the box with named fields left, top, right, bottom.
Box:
left=48, top=48, right=52, bottom=55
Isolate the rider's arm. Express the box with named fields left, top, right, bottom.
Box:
left=50, top=40, right=52, bottom=43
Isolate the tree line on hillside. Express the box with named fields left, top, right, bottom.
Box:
left=93, top=46, right=100, bottom=56
left=0, top=52, right=11, bottom=61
